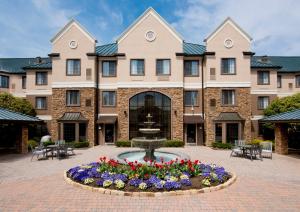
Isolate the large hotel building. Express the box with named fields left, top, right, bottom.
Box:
left=1, top=8, right=299, bottom=146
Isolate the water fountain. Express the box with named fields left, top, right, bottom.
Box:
left=116, top=113, right=189, bottom=163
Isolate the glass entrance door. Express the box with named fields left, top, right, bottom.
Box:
left=186, top=124, right=196, bottom=143
left=226, top=123, right=239, bottom=144
left=105, top=124, right=114, bottom=143
left=64, top=123, right=75, bottom=142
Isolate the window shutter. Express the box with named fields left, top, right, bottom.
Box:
left=86, top=68, right=92, bottom=80
left=210, top=68, right=216, bottom=80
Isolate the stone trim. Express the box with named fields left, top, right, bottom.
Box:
left=64, top=171, right=237, bottom=197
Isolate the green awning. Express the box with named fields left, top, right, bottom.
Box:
left=0, top=107, right=41, bottom=123
left=260, top=109, right=300, bottom=123
left=214, top=112, right=244, bottom=122
left=58, top=112, right=88, bottom=122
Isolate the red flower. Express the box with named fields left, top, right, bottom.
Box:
left=131, top=166, right=136, bottom=171
left=194, top=160, right=199, bottom=165
left=180, top=159, right=185, bottom=165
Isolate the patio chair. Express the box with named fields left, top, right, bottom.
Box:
left=244, top=144, right=262, bottom=161
left=30, top=144, right=47, bottom=161
left=230, top=140, right=245, bottom=157
left=260, top=142, right=272, bottom=159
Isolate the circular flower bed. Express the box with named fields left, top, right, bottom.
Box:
left=66, top=157, right=232, bottom=193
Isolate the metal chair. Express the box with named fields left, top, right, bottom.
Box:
left=260, top=142, right=272, bottom=159
left=230, top=140, right=245, bottom=157
left=30, top=144, right=47, bottom=161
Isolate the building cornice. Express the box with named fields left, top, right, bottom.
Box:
left=52, top=82, right=97, bottom=88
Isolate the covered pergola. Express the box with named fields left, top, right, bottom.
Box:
left=260, top=109, right=300, bottom=155
left=0, top=108, right=41, bottom=154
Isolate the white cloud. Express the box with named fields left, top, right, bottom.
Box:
left=172, top=0, right=300, bottom=55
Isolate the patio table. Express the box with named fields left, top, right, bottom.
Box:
left=47, top=144, right=59, bottom=160
left=239, top=144, right=262, bottom=161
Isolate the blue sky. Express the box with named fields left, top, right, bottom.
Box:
left=0, top=0, right=300, bottom=57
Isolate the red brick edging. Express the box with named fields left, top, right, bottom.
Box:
left=64, top=171, right=237, bottom=197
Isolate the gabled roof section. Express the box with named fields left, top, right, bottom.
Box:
left=0, top=58, right=47, bottom=74
left=260, top=109, right=300, bottom=123
left=0, top=107, right=41, bottom=122
left=204, top=17, right=252, bottom=43
left=183, top=42, right=206, bottom=55
left=253, top=56, right=300, bottom=73
left=96, top=43, right=118, bottom=56
left=50, top=19, right=97, bottom=44
left=116, top=7, right=183, bottom=43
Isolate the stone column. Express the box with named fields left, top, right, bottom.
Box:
left=222, top=123, right=226, bottom=143
left=75, top=123, right=79, bottom=142
left=274, top=123, right=288, bottom=155
left=21, top=126, right=28, bottom=154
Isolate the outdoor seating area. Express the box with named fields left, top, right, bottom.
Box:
left=230, top=140, right=272, bottom=161
left=30, top=138, right=75, bottom=161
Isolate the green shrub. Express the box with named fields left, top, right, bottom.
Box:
left=72, top=141, right=89, bottom=148
left=250, top=139, right=275, bottom=150
left=164, top=140, right=184, bottom=147
left=116, top=140, right=131, bottom=147
left=42, top=141, right=55, bottom=147
left=28, top=140, right=38, bottom=150
left=212, top=142, right=232, bottom=149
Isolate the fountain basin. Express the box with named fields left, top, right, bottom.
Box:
left=116, top=150, right=190, bottom=163
left=138, top=128, right=161, bottom=134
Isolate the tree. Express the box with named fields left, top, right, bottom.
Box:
left=0, top=92, right=36, bottom=116
left=264, top=93, right=300, bottom=116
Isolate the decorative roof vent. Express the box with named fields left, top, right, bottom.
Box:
left=260, top=55, right=269, bottom=63
left=35, top=57, right=42, bottom=64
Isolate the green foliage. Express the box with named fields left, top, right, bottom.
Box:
left=264, top=93, right=300, bottom=116
left=42, top=141, right=55, bottom=147
left=250, top=139, right=274, bottom=145
left=116, top=140, right=131, bottom=147
left=0, top=92, right=36, bottom=116
left=164, top=140, right=184, bottom=147
left=71, top=141, right=89, bottom=148
left=212, top=142, right=232, bottom=149
left=27, top=139, right=38, bottom=150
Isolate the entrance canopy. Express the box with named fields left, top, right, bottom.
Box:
left=97, top=116, right=117, bottom=124
left=0, top=107, right=41, bottom=123
left=214, top=112, right=244, bottom=122
left=184, top=115, right=203, bottom=124
left=58, top=112, right=88, bottom=122
left=259, top=109, right=300, bottom=123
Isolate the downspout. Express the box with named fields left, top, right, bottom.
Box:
left=95, top=55, right=99, bottom=145
left=201, top=56, right=205, bottom=146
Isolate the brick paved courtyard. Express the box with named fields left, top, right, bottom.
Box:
left=0, top=146, right=300, bottom=211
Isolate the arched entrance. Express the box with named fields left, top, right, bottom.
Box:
left=129, top=91, right=171, bottom=139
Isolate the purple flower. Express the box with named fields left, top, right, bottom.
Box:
left=72, top=172, right=89, bottom=182
left=154, top=181, right=164, bottom=189
left=128, top=178, right=142, bottom=187
left=164, top=181, right=181, bottom=190
left=113, top=174, right=128, bottom=182
left=88, top=168, right=101, bottom=178
left=101, top=172, right=111, bottom=179
left=180, top=179, right=192, bottom=186
left=96, top=179, right=104, bottom=187
left=182, top=172, right=191, bottom=177
left=148, top=175, right=160, bottom=185
left=68, top=166, right=80, bottom=177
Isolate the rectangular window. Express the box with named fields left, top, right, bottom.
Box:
left=130, top=59, right=144, bottom=76
left=35, top=97, right=47, bottom=109
left=258, top=96, right=269, bottom=110
left=66, top=59, right=81, bottom=75
left=277, top=75, right=282, bottom=88
left=66, top=90, right=80, bottom=106
left=36, top=72, right=47, bottom=85
left=222, top=90, right=235, bottom=105
left=22, top=76, right=26, bottom=89
left=184, top=60, right=199, bottom=76
left=296, top=75, right=300, bottom=88
left=0, top=75, right=9, bottom=88
left=215, top=123, right=222, bottom=142
left=257, top=71, right=270, bottom=85
left=102, top=61, right=116, bottom=77
left=102, top=91, right=116, bottom=106
left=156, top=59, right=170, bottom=75
left=221, top=58, right=236, bottom=74
left=184, top=91, right=198, bottom=106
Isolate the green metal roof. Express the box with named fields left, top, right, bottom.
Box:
left=260, top=109, right=300, bottom=123
left=252, top=56, right=300, bottom=72
left=96, top=43, right=118, bottom=56
left=183, top=42, right=206, bottom=55
left=214, top=112, right=244, bottom=121
left=57, top=112, right=88, bottom=121
left=0, top=58, right=51, bottom=74
left=23, top=58, right=52, bottom=70
left=0, top=107, right=41, bottom=122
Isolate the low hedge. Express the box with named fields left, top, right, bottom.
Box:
left=115, top=140, right=184, bottom=147
left=212, top=142, right=232, bottom=149
left=28, top=140, right=38, bottom=150
left=71, top=141, right=89, bottom=148
left=43, top=141, right=55, bottom=147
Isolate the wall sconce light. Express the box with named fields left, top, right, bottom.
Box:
left=98, top=126, right=102, bottom=130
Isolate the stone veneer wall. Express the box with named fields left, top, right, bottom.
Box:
left=117, top=88, right=183, bottom=141
left=204, top=87, right=252, bottom=145
left=51, top=88, right=96, bottom=146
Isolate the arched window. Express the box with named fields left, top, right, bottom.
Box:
left=129, top=91, right=171, bottom=139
